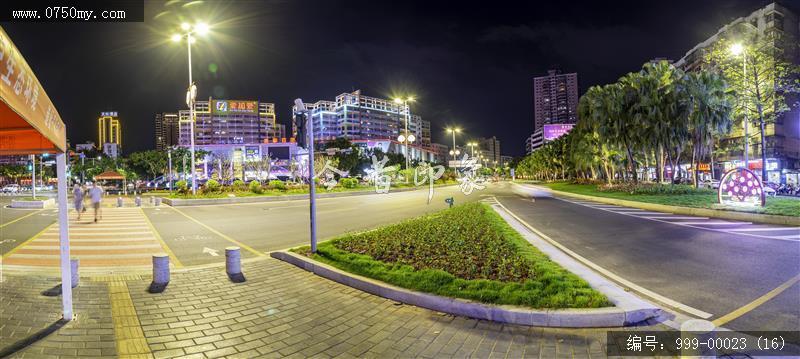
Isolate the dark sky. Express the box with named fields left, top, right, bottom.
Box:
left=2, top=0, right=791, bottom=156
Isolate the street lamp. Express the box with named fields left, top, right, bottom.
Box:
left=467, top=142, right=477, bottom=157
left=446, top=127, right=461, bottom=162
left=170, top=21, right=210, bottom=195
left=394, top=97, right=415, bottom=170
left=730, top=42, right=749, bottom=166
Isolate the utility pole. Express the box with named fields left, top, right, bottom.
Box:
left=294, top=98, right=317, bottom=253
left=168, top=149, right=173, bottom=192
left=30, top=154, right=36, bottom=199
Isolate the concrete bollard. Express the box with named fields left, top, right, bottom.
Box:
left=681, top=319, right=716, bottom=358
left=70, top=258, right=79, bottom=288
left=152, top=253, right=170, bottom=284
left=117, top=197, right=123, bottom=207
left=226, top=247, right=241, bottom=275
left=226, top=247, right=246, bottom=282
left=154, top=197, right=161, bottom=206
left=149, top=196, right=154, bottom=204
left=135, top=196, right=141, bottom=207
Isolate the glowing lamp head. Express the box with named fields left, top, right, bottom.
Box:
left=194, top=22, right=210, bottom=36
left=407, top=134, right=415, bottom=143
left=181, top=22, right=191, bottom=31
left=730, top=43, right=744, bottom=56
left=397, top=134, right=406, bottom=143
left=170, top=34, right=182, bottom=42
left=455, top=150, right=461, bottom=155
left=393, top=98, right=403, bottom=104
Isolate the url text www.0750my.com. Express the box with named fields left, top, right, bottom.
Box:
left=10, top=6, right=127, bottom=22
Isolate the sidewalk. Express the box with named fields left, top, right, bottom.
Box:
left=0, top=257, right=666, bottom=358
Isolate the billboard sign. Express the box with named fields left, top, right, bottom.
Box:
left=212, top=100, right=258, bottom=115
left=543, top=124, right=574, bottom=141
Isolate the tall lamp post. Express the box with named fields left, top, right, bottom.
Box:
left=730, top=43, right=749, bottom=167
left=467, top=142, right=477, bottom=157
left=446, top=127, right=461, bottom=162
left=171, top=22, right=210, bottom=195
left=394, top=97, right=416, bottom=170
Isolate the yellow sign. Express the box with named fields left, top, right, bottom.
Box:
left=0, top=26, right=66, bottom=154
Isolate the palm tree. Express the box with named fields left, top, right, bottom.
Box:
left=681, top=70, right=734, bottom=187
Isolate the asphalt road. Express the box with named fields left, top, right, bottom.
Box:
left=499, top=183, right=799, bottom=332
left=2, top=183, right=798, bottom=332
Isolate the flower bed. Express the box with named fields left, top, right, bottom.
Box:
left=293, top=203, right=609, bottom=309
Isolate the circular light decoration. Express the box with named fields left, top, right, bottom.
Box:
left=718, top=167, right=765, bottom=207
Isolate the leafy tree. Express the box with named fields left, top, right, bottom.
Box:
left=704, top=30, right=800, bottom=181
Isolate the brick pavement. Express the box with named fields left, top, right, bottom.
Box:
left=0, top=258, right=667, bottom=358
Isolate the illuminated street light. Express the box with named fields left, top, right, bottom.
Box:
left=168, top=21, right=212, bottom=194
left=394, top=96, right=416, bottom=170
left=446, top=127, right=461, bottom=162
left=729, top=43, right=744, bottom=56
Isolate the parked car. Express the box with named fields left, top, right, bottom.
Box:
left=762, top=185, right=777, bottom=197
left=1, top=184, right=20, bottom=193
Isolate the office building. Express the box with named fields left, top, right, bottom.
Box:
left=103, top=143, right=119, bottom=158
left=294, top=90, right=440, bottom=161
left=533, top=69, right=579, bottom=134
left=179, top=99, right=283, bottom=146
left=526, top=123, right=575, bottom=154
left=155, top=112, right=179, bottom=151
left=674, top=1, right=800, bottom=185
left=478, top=136, right=501, bottom=167
left=97, top=111, right=121, bottom=152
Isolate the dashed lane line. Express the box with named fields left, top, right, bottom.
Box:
left=558, top=197, right=799, bottom=242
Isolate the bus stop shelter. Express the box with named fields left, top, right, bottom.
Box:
left=0, top=26, right=73, bottom=320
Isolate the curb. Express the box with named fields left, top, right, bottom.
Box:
left=514, top=183, right=800, bottom=226
left=161, top=184, right=457, bottom=207
left=10, top=198, right=55, bottom=209
left=271, top=249, right=661, bottom=327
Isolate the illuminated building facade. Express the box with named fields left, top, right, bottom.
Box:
left=179, top=98, right=284, bottom=146
left=97, top=111, right=122, bottom=152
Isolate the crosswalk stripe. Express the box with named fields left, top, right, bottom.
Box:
left=20, top=244, right=162, bottom=250
left=30, top=239, right=158, bottom=244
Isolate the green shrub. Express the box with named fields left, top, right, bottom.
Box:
left=248, top=180, right=263, bottom=194
left=175, top=180, right=188, bottom=194
left=597, top=182, right=713, bottom=195
left=269, top=180, right=286, bottom=190
left=232, top=179, right=245, bottom=191
left=341, top=178, right=358, bottom=188
left=204, top=179, right=221, bottom=193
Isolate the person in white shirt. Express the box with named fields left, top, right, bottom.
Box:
left=89, top=182, right=103, bottom=223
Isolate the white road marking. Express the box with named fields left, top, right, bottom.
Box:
left=554, top=197, right=799, bottom=242
left=494, top=199, right=713, bottom=319
left=642, top=216, right=709, bottom=220
left=729, top=227, right=800, bottom=232
left=22, top=244, right=162, bottom=250
left=674, top=221, right=752, bottom=225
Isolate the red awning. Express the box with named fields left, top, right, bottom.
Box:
left=0, top=26, right=66, bottom=155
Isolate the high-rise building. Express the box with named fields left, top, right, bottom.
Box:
left=532, top=69, right=579, bottom=134
left=97, top=111, right=121, bottom=152
left=674, top=1, right=800, bottom=185
left=293, top=90, right=441, bottom=161
left=179, top=99, right=282, bottom=146
left=155, top=113, right=179, bottom=151
left=479, top=136, right=501, bottom=167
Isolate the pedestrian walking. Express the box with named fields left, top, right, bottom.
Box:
left=89, top=182, right=103, bottom=223
left=72, top=184, right=84, bottom=220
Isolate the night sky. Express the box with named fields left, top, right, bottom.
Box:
left=2, top=0, right=791, bottom=156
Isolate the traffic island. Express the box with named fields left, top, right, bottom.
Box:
left=10, top=198, right=55, bottom=209
left=272, top=202, right=662, bottom=327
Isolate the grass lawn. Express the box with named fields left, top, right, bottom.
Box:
left=539, top=182, right=800, bottom=217
left=292, top=202, right=610, bottom=309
